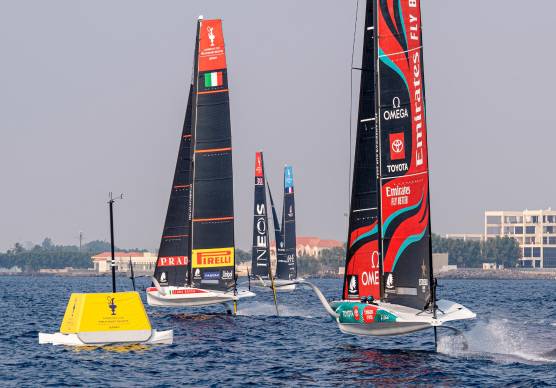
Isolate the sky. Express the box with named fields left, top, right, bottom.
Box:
left=1, top=0, right=555, bottom=252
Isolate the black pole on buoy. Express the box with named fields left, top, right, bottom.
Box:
left=108, top=192, right=124, bottom=294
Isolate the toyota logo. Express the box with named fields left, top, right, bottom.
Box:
left=391, top=139, right=404, bottom=154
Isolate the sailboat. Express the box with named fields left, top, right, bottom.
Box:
left=297, top=0, right=475, bottom=337
left=147, top=17, right=255, bottom=309
left=250, top=152, right=272, bottom=281
left=270, top=165, right=302, bottom=291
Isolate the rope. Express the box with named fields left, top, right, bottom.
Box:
left=344, top=0, right=360, bottom=296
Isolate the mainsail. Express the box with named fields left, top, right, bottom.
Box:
left=377, top=0, right=432, bottom=309
left=343, top=0, right=381, bottom=301
left=153, top=18, right=235, bottom=292
left=251, top=152, right=271, bottom=279
left=276, top=166, right=297, bottom=280
left=190, top=19, right=235, bottom=291
left=153, top=86, right=194, bottom=287
left=343, top=0, right=433, bottom=310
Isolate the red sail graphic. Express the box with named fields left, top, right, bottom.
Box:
left=198, top=19, right=227, bottom=72
left=377, top=0, right=432, bottom=310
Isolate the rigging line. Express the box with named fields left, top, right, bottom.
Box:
left=348, top=0, right=359, bottom=218
left=345, top=0, right=360, bottom=296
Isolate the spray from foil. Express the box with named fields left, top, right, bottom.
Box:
left=438, top=318, right=556, bottom=364
left=237, top=302, right=313, bottom=318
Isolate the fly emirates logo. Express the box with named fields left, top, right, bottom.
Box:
left=409, top=1, right=424, bottom=167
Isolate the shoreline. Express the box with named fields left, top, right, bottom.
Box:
left=437, top=268, right=556, bottom=280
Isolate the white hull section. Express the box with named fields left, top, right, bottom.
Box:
left=252, top=277, right=303, bottom=292
left=334, top=299, right=476, bottom=336
left=294, top=280, right=475, bottom=337
left=146, top=286, right=255, bottom=308
left=38, top=329, right=173, bottom=346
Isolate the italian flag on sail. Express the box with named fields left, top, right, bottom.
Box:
left=204, top=71, right=223, bottom=88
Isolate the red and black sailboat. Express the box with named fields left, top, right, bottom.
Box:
left=299, top=0, right=474, bottom=337
left=147, top=17, right=255, bottom=309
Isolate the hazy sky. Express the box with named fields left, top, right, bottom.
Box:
left=1, top=0, right=555, bottom=252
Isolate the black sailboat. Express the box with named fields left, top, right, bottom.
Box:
left=147, top=17, right=255, bottom=308
left=273, top=165, right=301, bottom=290
left=296, top=0, right=475, bottom=337
left=251, top=152, right=271, bottom=280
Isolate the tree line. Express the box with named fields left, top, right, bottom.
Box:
left=0, top=238, right=146, bottom=272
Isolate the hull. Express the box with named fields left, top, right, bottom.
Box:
left=251, top=277, right=303, bottom=292
left=331, top=298, right=476, bottom=336
left=38, top=329, right=173, bottom=346
left=273, top=278, right=304, bottom=292
left=146, top=286, right=255, bottom=307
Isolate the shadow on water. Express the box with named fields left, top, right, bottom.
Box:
left=335, top=345, right=456, bottom=385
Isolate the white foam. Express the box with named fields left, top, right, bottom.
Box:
left=438, top=319, right=556, bottom=364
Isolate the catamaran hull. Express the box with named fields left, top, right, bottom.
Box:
left=146, top=287, right=255, bottom=308
left=38, top=329, right=173, bottom=346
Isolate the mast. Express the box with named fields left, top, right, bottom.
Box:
left=152, top=84, right=194, bottom=288
left=376, top=0, right=433, bottom=310
left=190, top=18, right=235, bottom=291
left=275, top=166, right=297, bottom=280
left=343, top=0, right=382, bottom=301
left=251, top=152, right=271, bottom=279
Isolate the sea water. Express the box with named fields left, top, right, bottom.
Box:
left=1, top=276, right=555, bottom=386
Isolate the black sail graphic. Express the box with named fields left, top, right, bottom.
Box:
left=190, top=18, right=235, bottom=291
left=153, top=85, right=194, bottom=287
left=276, top=166, right=297, bottom=280
left=251, top=152, right=271, bottom=279
left=342, top=0, right=382, bottom=301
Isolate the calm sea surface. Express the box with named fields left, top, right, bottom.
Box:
left=1, top=276, right=555, bottom=386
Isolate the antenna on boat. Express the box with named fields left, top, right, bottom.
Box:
left=108, top=192, right=124, bottom=293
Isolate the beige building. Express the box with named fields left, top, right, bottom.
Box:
left=485, top=209, right=556, bottom=268
left=270, top=236, right=343, bottom=259
left=91, top=252, right=157, bottom=273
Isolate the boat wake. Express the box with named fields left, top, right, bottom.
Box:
left=237, top=302, right=311, bottom=318
left=438, top=318, right=556, bottom=364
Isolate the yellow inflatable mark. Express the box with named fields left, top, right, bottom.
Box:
left=60, top=292, right=151, bottom=334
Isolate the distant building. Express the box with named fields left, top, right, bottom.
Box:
left=432, top=253, right=450, bottom=274
left=485, top=209, right=556, bottom=268
left=270, top=236, right=343, bottom=259
left=91, top=252, right=157, bottom=273
left=445, top=233, right=485, bottom=242
left=483, top=262, right=496, bottom=270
